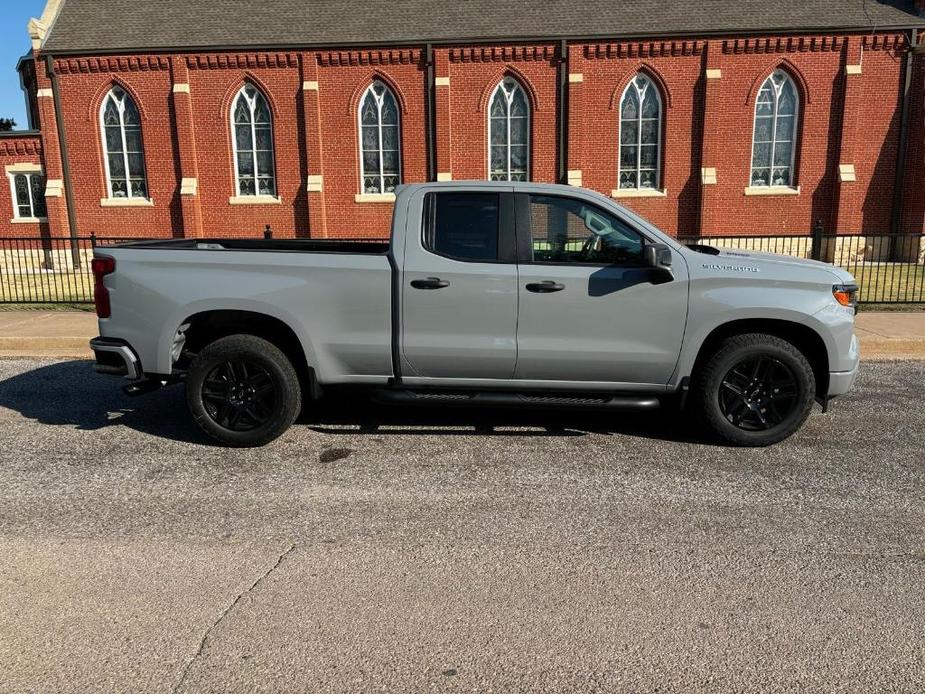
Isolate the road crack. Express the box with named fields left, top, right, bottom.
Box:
left=172, top=543, right=297, bottom=694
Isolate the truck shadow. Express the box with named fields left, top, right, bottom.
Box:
left=0, top=359, right=209, bottom=443
left=0, top=360, right=707, bottom=446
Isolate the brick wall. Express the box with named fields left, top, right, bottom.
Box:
left=2, top=30, right=920, bottom=241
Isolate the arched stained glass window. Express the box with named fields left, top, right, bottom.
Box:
left=100, top=87, right=148, bottom=199
left=232, top=84, right=276, bottom=197
left=751, top=70, right=799, bottom=187
left=359, top=81, right=401, bottom=195
left=619, top=74, right=662, bottom=190
left=488, top=77, right=529, bottom=182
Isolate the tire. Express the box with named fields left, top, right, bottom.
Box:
left=693, top=333, right=816, bottom=447
left=186, top=334, right=302, bottom=447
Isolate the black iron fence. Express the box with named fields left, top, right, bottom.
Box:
left=1, top=232, right=923, bottom=305
left=0, top=235, right=144, bottom=304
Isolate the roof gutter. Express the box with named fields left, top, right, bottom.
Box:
left=38, top=23, right=925, bottom=58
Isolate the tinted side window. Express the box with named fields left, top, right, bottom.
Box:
left=528, top=194, right=645, bottom=265
left=425, top=193, right=499, bottom=262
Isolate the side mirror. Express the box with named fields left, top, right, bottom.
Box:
left=644, top=243, right=673, bottom=277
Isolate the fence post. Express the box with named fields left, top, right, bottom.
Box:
left=69, top=235, right=82, bottom=270
left=264, top=224, right=273, bottom=240
left=810, top=219, right=824, bottom=261
left=90, top=232, right=97, bottom=248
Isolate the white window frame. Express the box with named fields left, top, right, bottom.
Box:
left=230, top=83, right=277, bottom=199
left=487, top=77, right=530, bottom=182
left=6, top=165, right=47, bottom=222
left=749, top=70, right=799, bottom=188
left=99, top=87, right=148, bottom=200
left=357, top=81, right=402, bottom=195
left=617, top=74, right=663, bottom=191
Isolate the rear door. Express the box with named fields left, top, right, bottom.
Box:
left=400, top=188, right=518, bottom=380
left=514, top=192, right=688, bottom=386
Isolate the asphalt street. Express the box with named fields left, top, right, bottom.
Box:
left=0, top=358, right=923, bottom=693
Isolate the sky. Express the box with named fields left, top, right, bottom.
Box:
left=0, top=0, right=47, bottom=129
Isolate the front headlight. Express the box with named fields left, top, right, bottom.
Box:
left=833, top=284, right=859, bottom=314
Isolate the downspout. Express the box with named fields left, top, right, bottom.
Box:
left=45, top=53, right=80, bottom=265
left=890, top=29, right=918, bottom=239
left=424, top=43, right=437, bottom=182
left=556, top=39, right=568, bottom=184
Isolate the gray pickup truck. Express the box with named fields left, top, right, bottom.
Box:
left=90, top=182, right=859, bottom=447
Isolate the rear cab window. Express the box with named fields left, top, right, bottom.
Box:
left=424, top=192, right=500, bottom=262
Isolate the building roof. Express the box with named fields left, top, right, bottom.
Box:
left=41, top=0, right=925, bottom=54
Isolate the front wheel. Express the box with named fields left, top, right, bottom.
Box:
left=186, top=334, right=302, bottom=447
left=694, top=333, right=816, bottom=447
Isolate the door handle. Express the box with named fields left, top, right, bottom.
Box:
left=410, top=277, right=450, bottom=290
left=526, top=281, right=565, bottom=293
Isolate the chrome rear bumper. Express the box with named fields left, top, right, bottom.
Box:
left=90, top=337, right=141, bottom=380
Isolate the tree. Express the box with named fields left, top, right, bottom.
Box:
left=0, top=118, right=16, bottom=132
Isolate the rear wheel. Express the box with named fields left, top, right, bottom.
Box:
left=694, top=333, right=816, bottom=446
left=186, top=334, right=301, bottom=447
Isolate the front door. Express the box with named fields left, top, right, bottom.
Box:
left=400, top=189, right=518, bottom=380
left=514, top=192, right=688, bottom=386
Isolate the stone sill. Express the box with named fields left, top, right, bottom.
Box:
left=355, top=193, right=396, bottom=204
left=10, top=217, right=47, bottom=224
left=743, top=186, right=801, bottom=197
left=100, top=197, right=154, bottom=208
left=228, top=195, right=282, bottom=206
left=611, top=188, right=667, bottom=199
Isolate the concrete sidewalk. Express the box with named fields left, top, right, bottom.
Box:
left=0, top=309, right=924, bottom=360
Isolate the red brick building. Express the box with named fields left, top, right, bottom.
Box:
left=3, top=0, right=925, bottom=246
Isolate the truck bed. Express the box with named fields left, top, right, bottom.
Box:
left=109, top=238, right=390, bottom=254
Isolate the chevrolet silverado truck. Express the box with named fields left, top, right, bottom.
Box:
left=89, top=182, right=859, bottom=447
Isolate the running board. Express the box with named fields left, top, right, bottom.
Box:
left=372, top=389, right=660, bottom=410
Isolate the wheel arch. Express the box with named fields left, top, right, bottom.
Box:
left=688, top=318, right=830, bottom=397
left=173, top=309, right=318, bottom=394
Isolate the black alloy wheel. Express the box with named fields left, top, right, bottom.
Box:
left=718, top=355, right=800, bottom=431
left=186, top=334, right=302, bottom=447
left=201, top=359, right=277, bottom=432
left=694, top=333, right=816, bottom=447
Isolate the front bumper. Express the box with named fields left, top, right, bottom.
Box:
left=90, top=337, right=142, bottom=380
left=827, top=333, right=860, bottom=397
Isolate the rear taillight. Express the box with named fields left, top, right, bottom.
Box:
left=91, top=256, right=116, bottom=318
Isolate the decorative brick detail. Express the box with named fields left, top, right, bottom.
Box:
left=317, top=49, right=422, bottom=67
left=721, top=36, right=844, bottom=54
left=583, top=41, right=705, bottom=59
left=186, top=53, right=299, bottom=70
left=0, top=137, right=43, bottom=157
left=449, top=46, right=556, bottom=63
left=55, top=56, right=171, bottom=74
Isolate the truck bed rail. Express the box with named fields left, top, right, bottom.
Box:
left=106, top=238, right=390, bottom=254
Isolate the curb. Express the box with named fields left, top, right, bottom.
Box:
left=858, top=339, right=925, bottom=361
left=0, top=336, right=92, bottom=359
